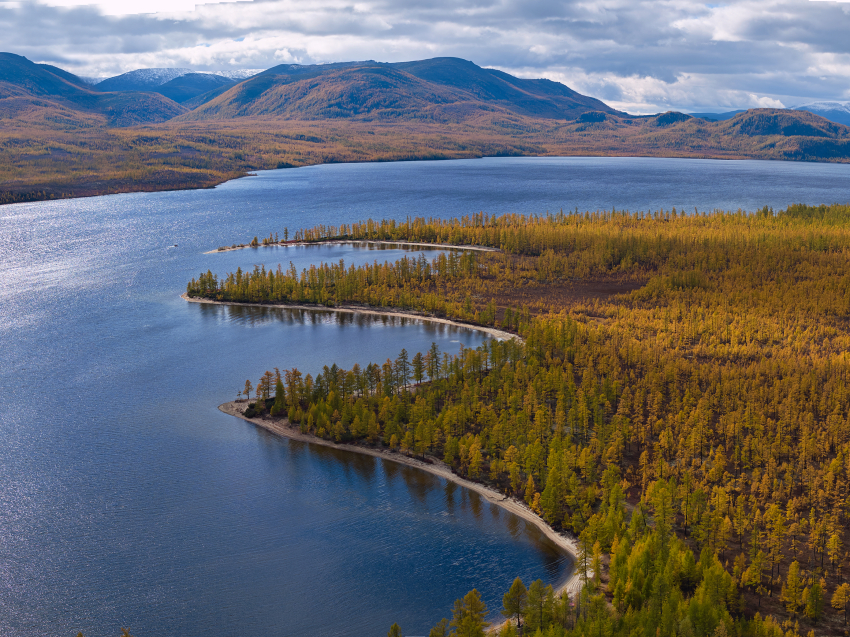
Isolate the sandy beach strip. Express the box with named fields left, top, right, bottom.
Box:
left=204, top=239, right=501, bottom=255
left=181, top=293, right=519, bottom=341
left=217, top=400, right=582, bottom=614
left=191, top=290, right=582, bottom=624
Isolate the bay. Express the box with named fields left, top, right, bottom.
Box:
left=2, top=156, right=849, bottom=637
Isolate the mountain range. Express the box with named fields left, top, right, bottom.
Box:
left=791, top=102, right=850, bottom=127
left=1, top=52, right=849, bottom=203
left=691, top=104, right=850, bottom=127
left=0, top=52, right=185, bottom=126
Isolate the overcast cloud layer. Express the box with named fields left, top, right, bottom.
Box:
left=2, top=0, right=849, bottom=113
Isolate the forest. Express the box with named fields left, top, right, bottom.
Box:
left=188, top=204, right=850, bottom=636
left=3, top=110, right=849, bottom=205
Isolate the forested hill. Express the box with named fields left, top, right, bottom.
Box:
left=178, top=57, right=622, bottom=122
left=0, top=52, right=185, bottom=127
left=192, top=205, right=850, bottom=636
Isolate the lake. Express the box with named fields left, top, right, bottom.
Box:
left=1, top=156, right=849, bottom=637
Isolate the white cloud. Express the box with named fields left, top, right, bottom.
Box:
left=2, top=0, right=849, bottom=112
left=39, top=0, right=248, bottom=16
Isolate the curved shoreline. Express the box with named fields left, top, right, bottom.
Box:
left=217, top=400, right=583, bottom=614
left=192, top=291, right=582, bottom=627
left=181, top=293, right=519, bottom=341
left=204, top=239, right=501, bottom=255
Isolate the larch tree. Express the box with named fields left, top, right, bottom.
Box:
left=450, top=589, right=488, bottom=637
left=501, top=577, right=527, bottom=630
left=782, top=561, right=804, bottom=614
left=805, top=577, right=824, bottom=620
left=428, top=618, right=449, bottom=637
left=832, top=583, right=850, bottom=625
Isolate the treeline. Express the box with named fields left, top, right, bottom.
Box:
left=0, top=190, right=66, bottom=205
left=216, top=204, right=850, bottom=632
left=249, top=203, right=850, bottom=257
left=0, top=121, right=548, bottom=205
left=394, top=491, right=847, bottom=637
left=192, top=204, right=850, bottom=357
left=247, top=311, right=850, bottom=631
left=188, top=252, right=503, bottom=326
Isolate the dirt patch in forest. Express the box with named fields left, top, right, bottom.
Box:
left=490, top=276, right=648, bottom=316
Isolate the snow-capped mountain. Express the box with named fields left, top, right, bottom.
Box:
left=792, top=101, right=850, bottom=127
left=214, top=69, right=264, bottom=80
left=95, top=68, right=193, bottom=92
left=92, top=67, right=263, bottom=93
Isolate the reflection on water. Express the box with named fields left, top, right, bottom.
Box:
left=198, top=301, right=470, bottom=336
left=19, top=155, right=849, bottom=635
left=506, top=514, right=521, bottom=540
left=469, top=490, right=483, bottom=519
left=445, top=481, right=458, bottom=516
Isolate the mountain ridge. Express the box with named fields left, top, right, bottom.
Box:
left=179, top=58, right=623, bottom=124
left=0, top=53, right=185, bottom=127
left=3, top=52, right=850, bottom=204
left=792, top=101, right=850, bottom=127
left=156, top=73, right=236, bottom=104
left=95, top=67, right=193, bottom=92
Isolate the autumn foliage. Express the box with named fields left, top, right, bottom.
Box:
left=203, top=204, right=850, bottom=635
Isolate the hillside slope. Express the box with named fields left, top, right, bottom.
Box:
left=156, top=72, right=235, bottom=104
left=95, top=67, right=192, bottom=92
left=393, top=57, right=617, bottom=119
left=0, top=53, right=185, bottom=127
left=793, top=101, right=850, bottom=127
left=179, top=58, right=623, bottom=123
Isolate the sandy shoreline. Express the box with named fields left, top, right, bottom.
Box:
left=181, top=293, right=519, bottom=341
left=217, top=400, right=583, bottom=616
left=204, top=239, right=501, bottom=255
left=192, top=291, right=581, bottom=627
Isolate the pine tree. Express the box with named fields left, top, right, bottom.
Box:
left=271, top=378, right=285, bottom=416
left=428, top=618, right=449, bottom=637
left=412, top=352, right=424, bottom=385
left=468, top=439, right=483, bottom=478
left=805, top=577, right=824, bottom=620
left=501, top=577, right=527, bottom=630
left=781, top=561, right=803, bottom=614
left=450, top=589, right=489, bottom=637
left=832, top=583, right=850, bottom=625
left=524, top=580, right=546, bottom=633
left=827, top=533, right=842, bottom=574
left=524, top=475, right=536, bottom=507
left=591, top=541, right=603, bottom=591
left=388, top=623, right=402, bottom=637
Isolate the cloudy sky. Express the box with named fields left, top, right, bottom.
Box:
left=2, top=0, right=849, bottom=113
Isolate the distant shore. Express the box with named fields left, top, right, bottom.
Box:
left=181, top=293, right=517, bottom=341
left=204, top=239, right=501, bottom=255
left=217, top=400, right=582, bottom=613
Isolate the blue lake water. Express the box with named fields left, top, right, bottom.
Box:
left=2, top=156, right=850, bottom=637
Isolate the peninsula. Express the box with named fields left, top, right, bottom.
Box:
left=188, top=204, right=850, bottom=636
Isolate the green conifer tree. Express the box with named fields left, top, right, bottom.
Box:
left=805, top=577, right=824, bottom=620
left=501, top=577, right=527, bottom=630
left=450, top=589, right=489, bottom=637
left=781, top=561, right=803, bottom=614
